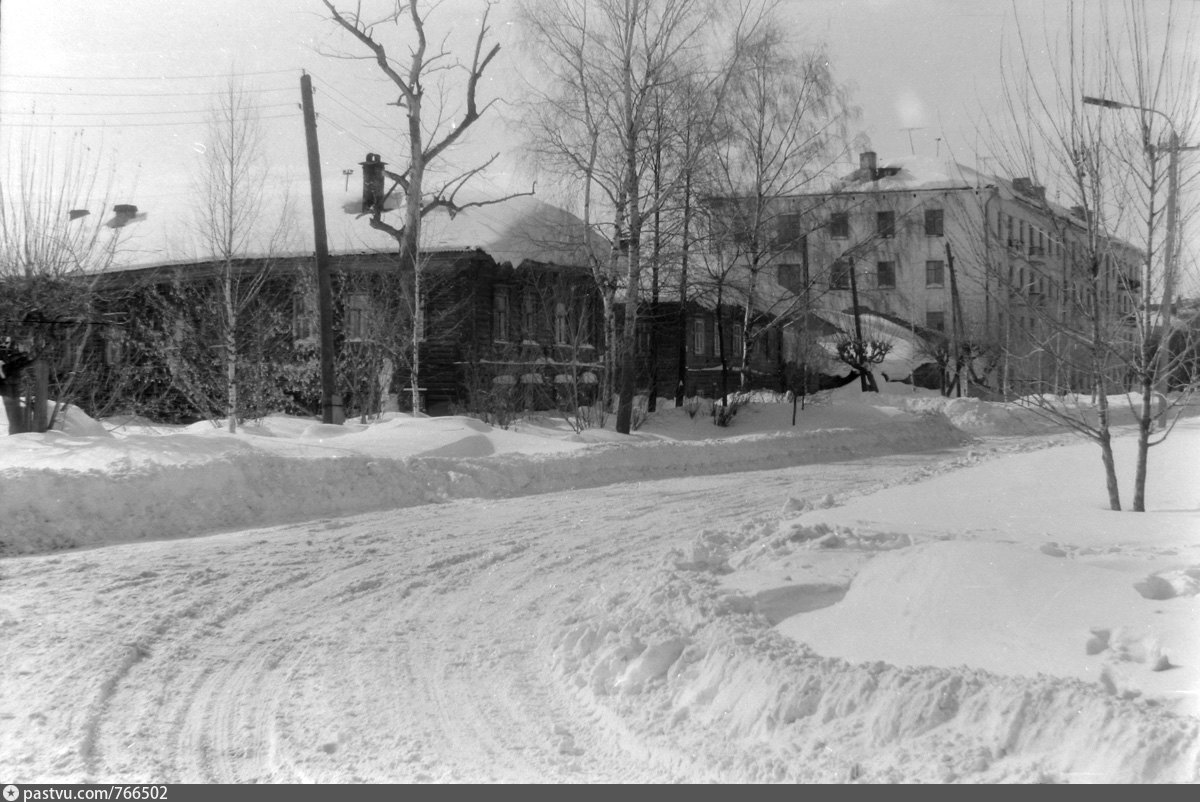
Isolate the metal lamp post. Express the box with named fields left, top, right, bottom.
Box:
left=1083, top=94, right=1195, bottom=394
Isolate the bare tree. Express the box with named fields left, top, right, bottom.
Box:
left=516, top=0, right=768, bottom=433
left=321, top=0, right=532, bottom=409
left=0, top=131, right=126, bottom=434
left=987, top=0, right=1199, bottom=510
left=188, top=78, right=295, bottom=432
left=700, top=21, right=859, bottom=393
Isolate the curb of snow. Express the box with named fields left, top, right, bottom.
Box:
left=550, top=553, right=1200, bottom=783
left=1, top=415, right=971, bottom=556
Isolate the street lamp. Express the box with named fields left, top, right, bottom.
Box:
left=1083, top=94, right=1195, bottom=393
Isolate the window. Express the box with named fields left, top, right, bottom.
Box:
left=876, top=261, right=896, bottom=289
left=829, top=211, right=849, bottom=239
left=345, top=293, right=370, bottom=342
left=925, top=260, right=945, bottom=287
left=712, top=321, right=721, bottom=357
left=776, top=212, right=802, bottom=246
left=492, top=287, right=510, bottom=342
left=731, top=325, right=743, bottom=358
left=636, top=320, right=650, bottom=352
left=103, top=325, right=126, bottom=366
left=692, top=317, right=706, bottom=355
left=830, top=260, right=852, bottom=290
left=522, top=289, right=537, bottom=340
left=578, top=297, right=593, bottom=346
left=926, top=311, right=946, bottom=332
left=1030, top=229, right=1045, bottom=257
left=924, top=208, right=944, bottom=236
left=554, top=301, right=570, bottom=344
left=876, top=210, right=895, bottom=239
left=777, top=261, right=809, bottom=293
left=292, top=294, right=316, bottom=342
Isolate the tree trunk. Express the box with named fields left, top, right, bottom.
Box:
left=675, top=172, right=691, bottom=408
left=224, top=269, right=238, bottom=433
left=411, top=264, right=423, bottom=415
left=1096, top=371, right=1121, bottom=511
left=1132, top=368, right=1153, bottom=511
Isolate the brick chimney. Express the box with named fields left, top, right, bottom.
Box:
left=860, top=151, right=877, bottom=180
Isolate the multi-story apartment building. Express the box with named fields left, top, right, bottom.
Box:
left=762, top=151, right=1142, bottom=393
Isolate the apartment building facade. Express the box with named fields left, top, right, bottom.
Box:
left=764, top=152, right=1142, bottom=393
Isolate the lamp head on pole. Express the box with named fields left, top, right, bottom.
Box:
left=1083, top=95, right=1126, bottom=110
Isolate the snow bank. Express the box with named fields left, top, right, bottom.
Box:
left=0, top=410, right=970, bottom=555
left=552, top=530, right=1200, bottom=783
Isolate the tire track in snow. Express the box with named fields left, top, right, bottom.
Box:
left=1, top=446, right=1011, bottom=782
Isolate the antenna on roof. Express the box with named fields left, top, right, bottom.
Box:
left=900, top=127, right=925, bottom=155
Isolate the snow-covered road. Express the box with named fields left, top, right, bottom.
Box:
left=2, top=449, right=962, bottom=783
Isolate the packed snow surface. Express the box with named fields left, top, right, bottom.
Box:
left=1, top=386, right=1197, bottom=783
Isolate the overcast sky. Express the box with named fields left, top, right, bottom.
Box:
left=1, top=0, right=1196, bottom=271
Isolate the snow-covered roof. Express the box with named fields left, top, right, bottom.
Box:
left=834, top=154, right=996, bottom=193
left=102, top=190, right=608, bottom=272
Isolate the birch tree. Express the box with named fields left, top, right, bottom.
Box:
left=702, top=23, right=859, bottom=392
left=190, top=78, right=294, bottom=432
left=988, top=0, right=1199, bottom=510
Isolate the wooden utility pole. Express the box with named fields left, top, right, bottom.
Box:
left=300, top=71, right=338, bottom=424
left=946, top=241, right=967, bottom=397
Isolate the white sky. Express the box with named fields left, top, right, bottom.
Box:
left=1, top=0, right=1197, bottom=275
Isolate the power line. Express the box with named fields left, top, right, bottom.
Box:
left=0, top=86, right=295, bottom=98
left=3, top=68, right=301, bottom=81
left=311, top=75, right=397, bottom=134
left=3, top=102, right=298, bottom=118
left=0, top=112, right=302, bottom=129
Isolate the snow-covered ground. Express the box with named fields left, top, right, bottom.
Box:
left=1, top=386, right=1197, bottom=783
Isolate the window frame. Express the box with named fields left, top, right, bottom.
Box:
left=829, top=211, right=849, bottom=239
left=492, top=286, right=511, bottom=343
left=344, top=292, right=371, bottom=343
left=521, top=288, right=537, bottom=341
left=876, top=210, right=895, bottom=239
left=925, top=259, right=945, bottom=287
left=830, top=260, right=852, bottom=290
left=554, top=300, right=570, bottom=345
left=924, top=208, right=944, bottom=237
left=876, top=260, right=896, bottom=289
